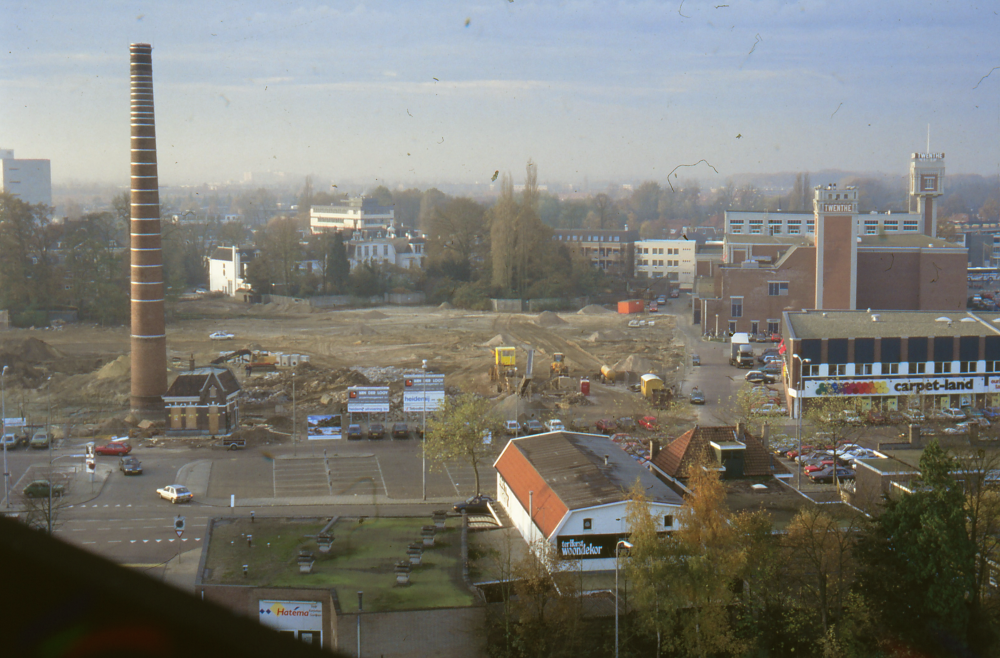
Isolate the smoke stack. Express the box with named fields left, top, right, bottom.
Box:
left=129, top=43, right=167, bottom=418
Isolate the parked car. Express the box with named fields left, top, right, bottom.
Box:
left=638, top=416, right=659, bottom=430
left=1, top=432, right=21, bottom=450
left=617, top=417, right=637, bottom=431
left=368, top=423, right=386, bottom=439
left=544, top=419, right=566, bottom=432
left=94, top=441, right=132, bottom=456
left=670, top=289, right=679, bottom=298
left=594, top=418, right=618, bottom=435
left=885, top=410, right=908, bottom=424
left=453, top=494, right=495, bottom=514
left=657, top=295, right=667, bottom=304
left=23, top=479, right=64, bottom=498
left=347, top=424, right=363, bottom=440
left=934, top=407, right=967, bottom=422
left=903, top=409, right=925, bottom=423
left=570, top=418, right=590, bottom=432
left=209, top=331, right=235, bottom=341
left=29, top=431, right=50, bottom=449
left=689, top=388, right=706, bottom=405
left=757, top=349, right=780, bottom=364
left=156, top=484, right=193, bottom=504
left=809, top=466, right=856, bottom=483
left=745, top=370, right=777, bottom=384
left=505, top=420, right=521, bottom=435
left=523, top=419, right=545, bottom=434
left=754, top=403, right=786, bottom=416
left=120, top=456, right=143, bottom=475
left=762, top=354, right=783, bottom=365
left=760, top=362, right=783, bottom=376
left=691, top=354, right=701, bottom=366
left=982, top=407, right=1000, bottom=421
left=943, top=425, right=970, bottom=435
left=648, top=302, right=658, bottom=313
left=391, top=422, right=410, bottom=439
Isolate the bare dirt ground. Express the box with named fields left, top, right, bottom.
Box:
left=0, top=298, right=696, bottom=439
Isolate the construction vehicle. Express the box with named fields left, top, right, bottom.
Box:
left=550, top=353, right=569, bottom=376
left=600, top=365, right=617, bottom=383
left=729, top=332, right=754, bottom=368
left=211, top=348, right=278, bottom=372
left=517, top=349, right=535, bottom=398
left=640, top=373, right=665, bottom=398
left=489, top=346, right=517, bottom=381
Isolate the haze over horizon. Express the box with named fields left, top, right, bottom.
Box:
left=3, top=0, right=999, bottom=189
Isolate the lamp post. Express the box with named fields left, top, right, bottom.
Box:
left=292, top=372, right=297, bottom=457
left=791, top=354, right=811, bottom=490
left=421, top=360, right=427, bottom=501
left=2, top=365, right=9, bottom=508
left=615, top=539, right=634, bottom=658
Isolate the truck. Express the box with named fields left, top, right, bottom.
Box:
left=729, top=332, right=754, bottom=368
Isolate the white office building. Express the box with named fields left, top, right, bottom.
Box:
left=1, top=149, right=51, bottom=207
left=634, top=239, right=696, bottom=290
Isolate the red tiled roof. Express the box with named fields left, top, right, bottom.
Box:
left=494, top=441, right=569, bottom=539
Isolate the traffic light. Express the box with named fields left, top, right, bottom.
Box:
left=174, top=515, right=186, bottom=537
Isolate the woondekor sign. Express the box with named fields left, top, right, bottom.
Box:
left=803, top=376, right=1000, bottom=397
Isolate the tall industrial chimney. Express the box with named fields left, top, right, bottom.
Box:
left=129, top=43, right=167, bottom=417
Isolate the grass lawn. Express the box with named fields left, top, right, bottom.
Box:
left=203, top=516, right=474, bottom=612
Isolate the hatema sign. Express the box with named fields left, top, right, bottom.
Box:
left=258, top=600, right=322, bottom=636
left=403, top=373, right=445, bottom=412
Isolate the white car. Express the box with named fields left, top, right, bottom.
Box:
left=544, top=419, right=566, bottom=432
left=156, top=484, right=194, bottom=504
left=754, top=403, right=787, bottom=416
left=209, top=331, right=235, bottom=341
left=935, top=408, right=966, bottom=422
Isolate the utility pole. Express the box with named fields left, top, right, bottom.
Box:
left=2, top=365, right=9, bottom=508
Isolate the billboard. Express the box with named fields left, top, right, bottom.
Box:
left=306, top=415, right=342, bottom=439
left=556, top=534, right=630, bottom=560
left=258, top=600, right=322, bottom=646
left=403, top=373, right=445, bottom=413
left=347, top=386, right=390, bottom=413
left=803, top=375, right=1000, bottom=398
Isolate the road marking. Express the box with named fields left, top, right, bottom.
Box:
left=109, top=540, right=121, bottom=543
left=374, top=456, right=389, bottom=498
left=98, top=528, right=111, bottom=531
left=83, top=541, right=96, bottom=544
left=130, top=540, right=136, bottom=543
left=142, top=539, right=149, bottom=543
left=71, top=528, right=86, bottom=532
left=168, top=538, right=175, bottom=542
left=155, top=539, right=162, bottom=543
left=181, top=538, right=188, bottom=542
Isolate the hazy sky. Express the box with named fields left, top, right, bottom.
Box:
left=2, top=0, right=999, bottom=189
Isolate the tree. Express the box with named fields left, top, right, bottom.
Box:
left=424, top=393, right=503, bottom=495
left=426, top=197, right=488, bottom=281
left=625, top=480, right=674, bottom=657
left=490, top=174, right=518, bottom=294
left=324, top=232, right=350, bottom=294
left=854, top=439, right=976, bottom=655
left=262, top=216, right=302, bottom=294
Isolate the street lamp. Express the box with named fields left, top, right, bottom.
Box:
left=791, top=354, right=811, bottom=490
left=615, top=539, right=634, bottom=658
left=421, top=359, right=427, bottom=501
left=2, top=365, right=9, bottom=508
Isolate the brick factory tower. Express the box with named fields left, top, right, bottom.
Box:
left=128, top=43, right=167, bottom=417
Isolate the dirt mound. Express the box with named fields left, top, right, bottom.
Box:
left=329, top=368, right=372, bottom=387
left=577, top=304, right=613, bottom=315
left=588, top=330, right=628, bottom=342
left=563, top=392, right=594, bottom=406
left=484, top=334, right=516, bottom=347
left=438, top=302, right=454, bottom=310
left=534, top=311, right=567, bottom=327
left=95, top=355, right=130, bottom=380
left=0, top=336, right=64, bottom=363
left=612, top=354, right=658, bottom=374
left=351, top=324, right=378, bottom=336
left=360, top=310, right=388, bottom=320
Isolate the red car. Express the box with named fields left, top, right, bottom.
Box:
left=595, top=418, right=618, bottom=435
left=638, top=416, right=659, bottom=430
left=94, top=441, right=132, bottom=456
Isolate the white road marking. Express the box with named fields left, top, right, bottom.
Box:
left=83, top=541, right=96, bottom=544
left=109, top=540, right=121, bottom=543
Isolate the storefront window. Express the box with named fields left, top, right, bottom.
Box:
left=960, top=361, right=977, bottom=373
left=881, top=363, right=899, bottom=375
left=934, top=362, right=952, bottom=374
left=909, top=362, right=927, bottom=375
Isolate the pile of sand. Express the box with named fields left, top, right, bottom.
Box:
left=351, top=324, right=378, bottom=336
left=612, top=354, right=658, bottom=374
left=534, top=311, right=568, bottom=327
left=577, top=304, right=614, bottom=315
left=360, top=310, right=388, bottom=320
left=587, top=330, right=629, bottom=342
left=95, top=355, right=130, bottom=380
left=484, top=334, right=514, bottom=347
left=0, top=337, right=64, bottom=363
left=438, top=302, right=454, bottom=310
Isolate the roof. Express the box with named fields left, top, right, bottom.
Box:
left=726, top=211, right=813, bottom=223
left=651, top=425, right=785, bottom=479
left=724, top=234, right=815, bottom=247
left=858, top=234, right=965, bottom=250
left=164, top=366, right=241, bottom=399
left=785, top=310, right=1000, bottom=340
left=210, top=247, right=232, bottom=261
left=854, top=457, right=920, bottom=475
left=495, top=432, right=683, bottom=538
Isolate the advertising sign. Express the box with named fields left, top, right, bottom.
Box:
left=2, top=417, right=25, bottom=428
left=306, top=415, right=342, bottom=439
left=557, top=534, right=630, bottom=560
left=258, top=600, right=323, bottom=645
left=403, top=373, right=445, bottom=413
left=347, top=387, right=390, bottom=413
left=804, top=376, right=1000, bottom=398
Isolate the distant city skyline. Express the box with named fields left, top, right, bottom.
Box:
left=2, top=1, right=999, bottom=189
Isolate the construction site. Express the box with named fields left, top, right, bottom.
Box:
left=0, top=296, right=696, bottom=445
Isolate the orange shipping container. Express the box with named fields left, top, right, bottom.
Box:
left=617, top=300, right=644, bottom=314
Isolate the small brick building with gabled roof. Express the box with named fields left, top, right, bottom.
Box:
left=650, top=424, right=786, bottom=484
left=163, top=365, right=241, bottom=436
left=494, top=431, right=683, bottom=571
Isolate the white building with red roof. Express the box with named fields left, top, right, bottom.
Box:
left=493, top=431, right=684, bottom=571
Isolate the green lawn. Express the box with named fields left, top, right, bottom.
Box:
left=203, top=516, right=473, bottom=612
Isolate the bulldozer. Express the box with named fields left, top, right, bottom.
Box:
left=550, top=352, right=569, bottom=377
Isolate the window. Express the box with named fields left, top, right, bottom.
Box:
left=934, top=362, right=952, bottom=374
left=664, top=515, right=674, bottom=528
left=909, top=362, right=927, bottom=374
left=767, top=320, right=780, bottom=334
left=960, top=361, right=977, bottom=374
left=732, top=227, right=742, bottom=234
left=882, top=363, right=899, bottom=375
left=830, top=364, right=847, bottom=376
left=859, top=364, right=873, bottom=375
left=583, top=518, right=592, bottom=530
left=806, top=219, right=815, bottom=232
left=788, top=225, right=800, bottom=235
left=903, top=220, right=919, bottom=231
left=750, top=321, right=759, bottom=335
left=803, top=364, right=820, bottom=377
left=728, top=320, right=737, bottom=334
left=883, top=220, right=898, bottom=231
left=864, top=220, right=878, bottom=235
left=768, top=281, right=789, bottom=296
left=731, top=296, right=743, bottom=318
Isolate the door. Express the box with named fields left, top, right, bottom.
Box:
left=186, top=406, right=198, bottom=430
left=750, top=321, right=759, bottom=335
left=170, top=408, right=183, bottom=429
left=208, top=405, right=219, bottom=435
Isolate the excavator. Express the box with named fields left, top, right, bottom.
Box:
left=550, top=353, right=569, bottom=377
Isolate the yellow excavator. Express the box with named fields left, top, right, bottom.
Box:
left=550, top=352, right=569, bottom=376
left=489, top=346, right=517, bottom=382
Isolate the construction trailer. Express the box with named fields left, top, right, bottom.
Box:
left=489, top=346, right=517, bottom=382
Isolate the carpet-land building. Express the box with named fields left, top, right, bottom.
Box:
left=0, top=149, right=51, bottom=207
left=128, top=43, right=168, bottom=418
left=494, top=431, right=683, bottom=571
left=783, top=310, right=1000, bottom=416
left=695, top=153, right=966, bottom=333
